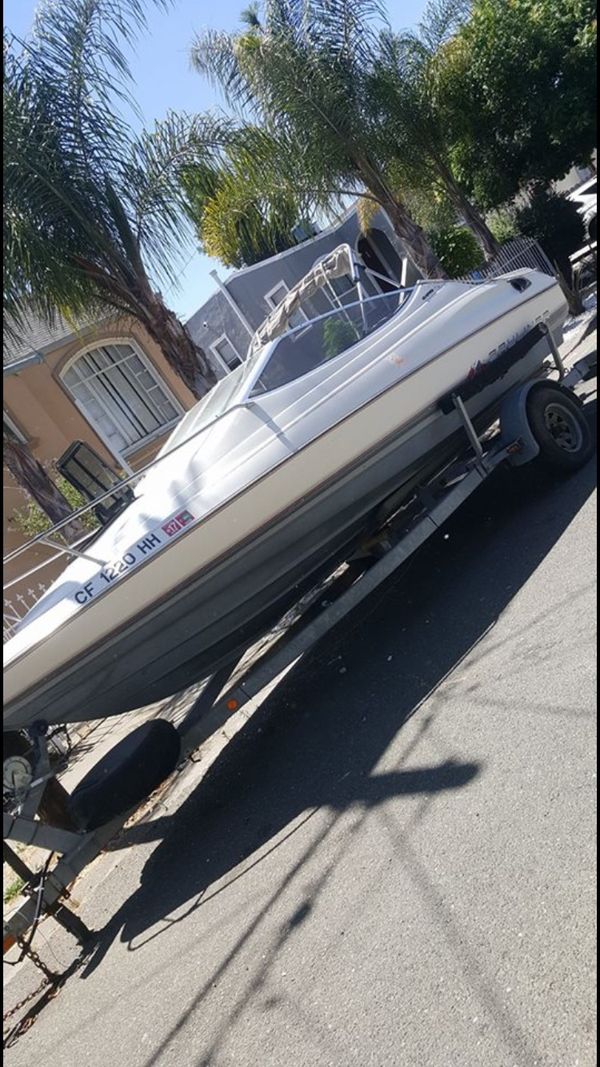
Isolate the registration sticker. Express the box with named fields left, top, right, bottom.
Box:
left=71, top=508, right=196, bottom=607
left=162, top=510, right=194, bottom=537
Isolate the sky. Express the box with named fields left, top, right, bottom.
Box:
left=4, top=0, right=429, bottom=322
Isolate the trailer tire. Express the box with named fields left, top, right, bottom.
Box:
left=526, top=385, right=594, bottom=472
left=70, top=719, right=181, bottom=831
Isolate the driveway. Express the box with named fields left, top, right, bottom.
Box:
left=4, top=371, right=597, bottom=1067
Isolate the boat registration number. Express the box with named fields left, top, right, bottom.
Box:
left=72, top=508, right=195, bottom=607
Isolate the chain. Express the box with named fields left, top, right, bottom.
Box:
left=2, top=938, right=60, bottom=1046
left=3, top=977, right=49, bottom=1026
left=16, top=938, right=59, bottom=982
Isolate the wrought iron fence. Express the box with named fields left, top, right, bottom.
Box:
left=460, top=236, right=555, bottom=282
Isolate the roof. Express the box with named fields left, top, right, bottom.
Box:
left=223, top=203, right=359, bottom=282
left=3, top=310, right=111, bottom=373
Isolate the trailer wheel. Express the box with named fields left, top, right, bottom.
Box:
left=70, top=719, right=181, bottom=831
left=526, top=385, right=594, bottom=471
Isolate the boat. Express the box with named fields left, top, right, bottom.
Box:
left=3, top=246, right=568, bottom=732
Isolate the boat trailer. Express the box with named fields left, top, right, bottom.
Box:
left=3, top=331, right=596, bottom=974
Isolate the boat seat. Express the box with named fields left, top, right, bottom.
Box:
left=69, top=719, right=181, bottom=832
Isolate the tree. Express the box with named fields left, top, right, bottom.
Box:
left=3, top=426, right=83, bottom=541
left=392, top=181, right=483, bottom=276
left=429, top=224, right=483, bottom=277
left=438, top=0, right=597, bottom=210
left=369, top=1, right=501, bottom=260
left=3, top=0, right=224, bottom=402
left=515, top=185, right=586, bottom=282
left=190, top=0, right=449, bottom=279
left=182, top=161, right=303, bottom=269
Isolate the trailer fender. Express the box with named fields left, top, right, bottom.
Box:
left=499, top=380, right=543, bottom=466
left=500, top=378, right=586, bottom=466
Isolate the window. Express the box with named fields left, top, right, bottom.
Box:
left=61, top=341, right=182, bottom=458
left=3, top=410, right=27, bottom=443
left=265, top=281, right=309, bottom=334
left=210, top=334, right=243, bottom=373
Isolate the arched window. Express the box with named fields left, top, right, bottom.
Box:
left=61, top=340, right=182, bottom=458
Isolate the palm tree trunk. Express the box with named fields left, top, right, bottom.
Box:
left=436, top=162, right=500, bottom=261
left=357, top=158, right=448, bottom=279
left=141, top=295, right=219, bottom=400
left=3, top=431, right=82, bottom=540
left=384, top=197, right=449, bottom=278
left=73, top=255, right=218, bottom=401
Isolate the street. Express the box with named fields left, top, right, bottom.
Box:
left=4, top=384, right=597, bottom=1067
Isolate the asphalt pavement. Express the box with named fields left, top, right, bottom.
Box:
left=3, top=361, right=597, bottom=1067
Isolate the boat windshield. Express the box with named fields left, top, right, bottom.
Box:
left=157, top=362, right=247, bottom=456
left=158, top=288, right=407, bottom=460
left=241, top=289, right=407, bottom=396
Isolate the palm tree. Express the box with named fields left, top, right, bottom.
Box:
left=3, top=425, right=83, bottom=541
left=190, top=0, right=448, bottom=279
left=182, top=156, right=305, bottom=269
left=3, top=0, right=226, bottom=404
left=370, top=0, right=501, bottom=260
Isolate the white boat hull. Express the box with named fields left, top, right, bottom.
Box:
left=3, top=271, right=568, bottom=730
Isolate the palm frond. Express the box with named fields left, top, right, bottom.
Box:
left=356, top=194, right=380, bottom=233
left=190, top=28, right=257, bottom=113
left=417, top=0, right=471, bottom=53
left=240, top=3, right=262, bottom=29
left=188, top=0, right=407, bottom=231
left=125, top=111, right=238, bottom=286
left=305, top=0, right=389, bottom=67
left=4, top=0, right=198, bottom=332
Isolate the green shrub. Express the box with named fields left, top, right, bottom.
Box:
left=11, top=473, right=99, bottom=538
left=4, top=877, right=25, bottom=904
left=516, top=185, right=585, bottom=281
left=429, top=225, right=484, bottom=278
left=487, top=208, right=520, bottom=246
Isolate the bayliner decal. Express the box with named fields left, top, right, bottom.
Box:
left=438, top=322, right=548, bottom=414
left=480, top=309, right=551, bottom=370
left=72, top=508, right=195, bottom=606
left=463, top=309, right=551, bottom=382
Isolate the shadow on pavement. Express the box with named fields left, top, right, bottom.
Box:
left=80, top=399, right=596, bottom=981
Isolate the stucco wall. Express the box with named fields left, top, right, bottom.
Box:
left=4, top=318, right=199, bottom=608
left=5, top=319, right=197, bottom=467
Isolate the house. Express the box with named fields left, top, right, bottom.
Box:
left=186, top=204, right=418, bottom=371
left=3, top=313, right=206, bottom=608
left=3, top=204, right=416, bottom=629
